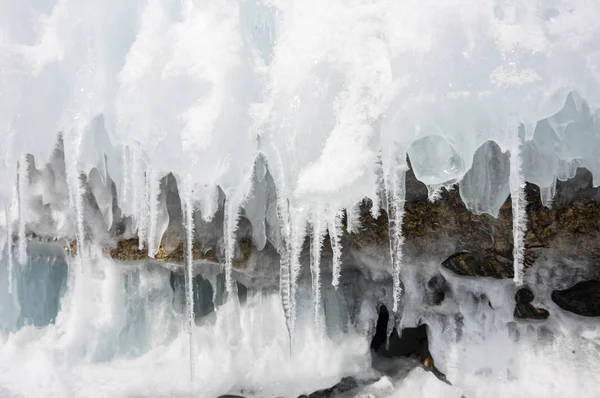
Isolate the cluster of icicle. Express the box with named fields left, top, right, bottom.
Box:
left=3, top=0, right=600, bottom=381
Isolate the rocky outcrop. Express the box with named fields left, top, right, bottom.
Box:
left=100, top=163, right=600, bottom=334
left=442, top=251, right=513, bottom=279
left=551, top=280, right=600, bottom=317
left=514, top=287, right=549, bottom=320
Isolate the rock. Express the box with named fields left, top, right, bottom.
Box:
left=551, top=280, right=600, bottom=317
left=514, top=303, right=550, bottom=320
left=442, top=251, right=513, bottom=279
left=515, top=288, right=535, bottom=304
left=425, top=275, right=448, bottom=306
left=514, top=287, right=549, bottom=320
left=304, top=377, right=361, bottom=398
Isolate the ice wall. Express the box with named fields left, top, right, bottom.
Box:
left=1, top=0, right=600, bottom=337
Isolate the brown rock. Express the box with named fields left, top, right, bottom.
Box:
left=551, top=280, right=600, bottom=317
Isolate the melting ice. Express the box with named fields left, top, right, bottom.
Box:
left=1, top=0, right=600, bottom=397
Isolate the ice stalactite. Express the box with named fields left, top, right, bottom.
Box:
left=309, top=209, right=326, bottom=331
left=223, top=199, right=240, bottom=294
left=267, top=145, right=294, bottom=340
left=385, top=153, right=408, bottom=313
left=132, top=153, right=149, bottom=251
left=345, top=202, right=360, bottom=234
left=17, top=156, right=28, bottom=265
left=181, top=181, right=195, bottom=382
left=223, top=178, right=254, bottom=294
left=64, top=133, right=86, bottom=271
left=279, top=241, right=293, bottom=340
left=328, top=210, right=344, bottom=289
left=120, top=146, right=132, bottom=215
left=510, top=129, right=527, bottom=286
left=147, top=168, right=160, bottom=258
left=4, top=204, right=13, bottom=293
left=289, top=208, right=307, bottom=336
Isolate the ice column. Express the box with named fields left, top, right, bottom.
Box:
left=386, top=154, right=408, bottom=313
left=181, top=180, right=195, bottom=381
left=328, top=210, right=344, bottom=289
left=510, top=129, right=527, bottom=286
left=4, top=204, right=13, bottom=293
left=310, top=209, right=326, bottom=330
left=17, top=156, right=28, bottom=265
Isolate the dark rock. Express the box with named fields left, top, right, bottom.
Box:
left=551, top=280, right=600, bottom=317
left=442, top=251, right=514, bottom=279
left=514, top=303, right=550, bottom=320
left=304, top=377, right=361, bottom=398
left=514, top=287, right=549, bottom=320
left=425, top=275, right=448, bottom=306
left=515, top=288, right=535, bottom=304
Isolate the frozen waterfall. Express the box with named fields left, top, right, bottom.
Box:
left=1, top=0, right=600, bottom=397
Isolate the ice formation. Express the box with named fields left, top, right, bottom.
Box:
left=1, top=0, right=600, bottom=396
left=0, top=0, right=599, bottom=281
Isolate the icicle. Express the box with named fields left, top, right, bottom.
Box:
left=223, top=198, right=239, bottom=295
left=131, top=149, right=141, bottom=236
left=224, top=173, right=254, bottom=294
left=346, top=202, right=361, bottom=234
left=386, top=153, right=408, bottom=313
left=385, top=308, right=395, bottom=350
left=121, top=145, right=132, bottom=214
left=268, top=143, right=295, bottom=341
left=328, top=210, right=344, bottom=288
left=5, top=204, right=13, bottom=294
left=17, top=156, right=29, bottom=265
left=181, top=182, right=195, bottom=382
left=147, top=168, right=160, bottom=257
left=373, top=153, right=386, bottom=219
left=279, top=242, right=293, bottom=338
left=310, top=210, right=326, bottom=330
left=65, top=150, right=86, bottom=271
left=288, top=208, right=307, bottom=335
left=136, top=160, right=149, bottom=251
left=510, top=129, right=527, bottom=286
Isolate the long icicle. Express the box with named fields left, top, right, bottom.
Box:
left=288, top=208, right=307, bottom=336
left=121, top=146, right=131, bottom=214
left=223, top=198, right=238, bottom=294
left=69, top=155, right=86, bottom=271
left=329, top=209, right=344, bottom=289
left=310, top=209, right=326, bottom=331
left=387, top=153, right=408, bottom=313
left=510, top=130, right=527, bottom=286
left=17, top=156, right=28, bottom=265
left=223, top=178, right=253, bottom=295
left=137, top=159, right=149, bottom=251
left=268, top=143, right=294, bottom=343
left=147, top=167, right=160, bottom=257
left=5, top=203, right=13, bottom=293
left=182, top=182, right=195, bottom=382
